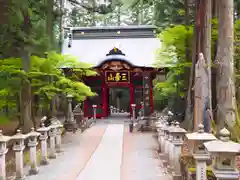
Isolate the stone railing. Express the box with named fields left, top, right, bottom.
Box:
left=155, top=117, right=240, bottom=180
left=0, top=120, right=63, bottom=180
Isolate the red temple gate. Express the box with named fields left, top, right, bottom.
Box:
left=83, top=47, right=164, bottom=119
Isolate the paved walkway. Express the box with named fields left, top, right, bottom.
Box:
left=121, top=127, right=169, bottom=180
left=76, top=124, right=124, bottom=180
left=23, top=121, right=168, bottom=180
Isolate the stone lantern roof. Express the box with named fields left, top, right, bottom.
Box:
left=167, top=121, right=176, bottom=133
left=27, top=128, right=40, bottom=137
left=171, top=122, right=186, bottom=134
left=186, top=124, right=216, bottom=141
left=204, top=128, right=240, bottom=153
left=0, top=130, right=11, bottom=142
left=11, top=129, right=29, bottom=140
left=37, top=123, right=51, bottom=132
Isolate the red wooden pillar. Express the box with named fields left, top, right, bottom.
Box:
left=102, top=72, right=108, bottom=118
left=130, top=72, right=134, bottom=117
left=150, top=74, right=154, bottom=113
left=83, top=100, right=87, bottom=117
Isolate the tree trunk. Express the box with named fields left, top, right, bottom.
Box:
left=31, top=94, right=38, bottom=128
left=202, top=0, right=212, bottom=132
left=21, top=52, right=34, bottom=133
left=202, top=0, right=212, bottom=110
left=184, top=0, right=198, bottom=130
left=117, top=5, right=121, bottom=26
left=46, top=0, right=54, bottom=48
left=215, top=0, right=235, bottom=133
left=139, top=0, right=143, bottom=24
left=59, top=0, right=64, bottom=51
left=91, top=0, right=96, bottom=26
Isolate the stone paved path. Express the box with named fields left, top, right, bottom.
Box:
left=121, top=127, right=170, bottom=180
left=76, top=124, right=124, bottom=180
left=24, top=120, right=168, bottom=180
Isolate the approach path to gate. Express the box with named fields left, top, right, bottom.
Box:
left=26, top=119, right=169, bottom=180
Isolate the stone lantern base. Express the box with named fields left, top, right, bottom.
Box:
left=29, top=167, right=39, bottom=175
left=172, top=172, right=182, bottom=180
left=64, top=121, right=78, bottom=133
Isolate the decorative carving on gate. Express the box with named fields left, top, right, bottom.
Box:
left=101, top=61, right=131, bottom=71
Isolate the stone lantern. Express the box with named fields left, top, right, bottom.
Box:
left=0, top=130, right=11, bottom=180
left=171, top=122, right=186, bottom=180
left=54, top=122, right=63, bottom=153
left=64, top=94, right=78, bottom=133
left=37, top=123, right=50, bottom=165
left=159, top=118, right=167, bottom=156
left=155, top=117, right=164, bottom=153
left=131, top=104, right=136, bottom=120
left=160, top=120, right=171, bottom=165
left=204, top=128, right=240, bottom=180
left=48, top=122, right=60, bottom=159
left=27, top=128, right=40, bottom=175
left=92, top=104, right=97, bottom=123
left=110, top=106, right=113, bottom=114
left=167, top=121, right=177, bottom=171
left=11, top=129, right=29, bottom=179
left=186, top=124, right=217, bottom=180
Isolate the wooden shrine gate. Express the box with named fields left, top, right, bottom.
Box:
left=83, top=48, right=165, bottom=119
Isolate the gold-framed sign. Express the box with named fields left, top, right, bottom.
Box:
left=105, top=71, right=130, bottom=83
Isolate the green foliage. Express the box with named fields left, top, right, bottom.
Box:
left=153, top=25, right=193, bottom=109
left=0, top=52, right=96, bottom=121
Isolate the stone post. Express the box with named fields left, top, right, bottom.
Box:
left=160, top=119, right=167, bottom=154
left=92, top=104, right=97, bottom=123
left=110, top=106, right=113, bottom=114
left=55, top=123, right=63, bottom=153
left=171, top=122, right=186, bottom=180
left=204, top=128, right=240, bottom=180
left=64, top=94, right=77, bottom=132
left=186, top=124, right=216, bottom=180
left=164, top=122, right=170, bottom=155
left=155, top=118, right=162, bottom=152
left=37, top=123, right=50, bottom=165
left=0, top=130, right=11, bottom=180
left=48, top=124, right=57, bottom=159
left=27, top=128, right=40, bottom=175
left=12, top=129, right=29, bottom=180
left=49, top=119, right=63, bottom=153
left=131, top=104, right=136, bottom=120
left=167, top=121, right=176, bottom=172
left=160, top=121, right=170, bottom=166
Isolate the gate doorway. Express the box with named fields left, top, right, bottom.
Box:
left=108, top=87, right=130, bottom=114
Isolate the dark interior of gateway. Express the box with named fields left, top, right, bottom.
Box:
left=109, top=87, right=130, bottom=112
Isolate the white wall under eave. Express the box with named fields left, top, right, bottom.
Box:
left=62, top=38, right=161, bottom=67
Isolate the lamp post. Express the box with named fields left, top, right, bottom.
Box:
left=92, top=104, right=97, bottom=123
left=204, top=128, right=240, bottom=180
left=186, top=124, right=217, bottom=180
left=131, top=104, right=136, bottom=120
left=64, top=94, right=78, bottom=133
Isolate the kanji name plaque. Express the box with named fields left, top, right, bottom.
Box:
left=105, top=71, right=130, bottom=83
